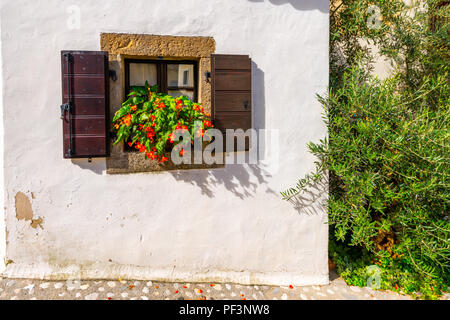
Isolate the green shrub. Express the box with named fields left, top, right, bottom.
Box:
left=282, top=0, right=449, bottom=299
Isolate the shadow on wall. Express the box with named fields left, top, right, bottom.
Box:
left=247, top=0, right=329, bottom=12
left=170, top=164, right=277, bottom=200
left=71, top=158, right=106, bottom=175
left=170, top=61, right=273, bottom=200
left=286, top=176, right=328, bottom=215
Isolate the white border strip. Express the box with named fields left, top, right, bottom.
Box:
left=0, top=12, right=6, bottom=274
left=4, top=262, right=329, bottom=287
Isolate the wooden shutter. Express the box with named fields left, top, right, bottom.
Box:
left=61, top=51, right=109, bottom=158
left=211, top=54, right=252, bottom=151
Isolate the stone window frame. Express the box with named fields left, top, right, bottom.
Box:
left=100, top=33, right=218, bottom=174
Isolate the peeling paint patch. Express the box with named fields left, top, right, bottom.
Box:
left=15, top=192, right=44, bottom=229
left=15, top=192, right=33, bottom=221
left=30, top=217, right=44, bottom=230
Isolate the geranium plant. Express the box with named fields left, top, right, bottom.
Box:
left=112, top=82, right=213, bottom=163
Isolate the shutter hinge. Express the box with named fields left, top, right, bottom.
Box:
left=109, top=70, right=117, bottom=81
left=204, top=71, right=211, bottom=83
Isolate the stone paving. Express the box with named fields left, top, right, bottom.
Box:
left=2, top=271, right=447, bottom=300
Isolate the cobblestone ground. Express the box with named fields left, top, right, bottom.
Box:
left=0, top=272, right=448, bottom=300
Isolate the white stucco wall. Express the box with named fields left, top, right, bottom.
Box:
left=0, top=0, right=329, bottom=285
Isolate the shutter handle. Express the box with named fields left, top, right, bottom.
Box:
left=243, top=100, right=249, bottom=110
left=60, top=102, right=71, bottom=120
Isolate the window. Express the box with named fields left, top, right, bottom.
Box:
left=125, top=59, right=198, bottom=101
left=124, top=59, right=198, bottom=152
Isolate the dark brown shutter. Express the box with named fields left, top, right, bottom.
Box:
left=61, top=51, right=109, bottom=158
left=211, top=54, right=252, bottom=151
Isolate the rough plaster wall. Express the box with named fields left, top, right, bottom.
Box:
left=0, top=17, right=5, bottom=273
left=0, top=0, right=329, bottom=285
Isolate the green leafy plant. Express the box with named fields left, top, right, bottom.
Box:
left=282, top=0, right=450, bottom=299
left=112, top=83, right=213, bottom=163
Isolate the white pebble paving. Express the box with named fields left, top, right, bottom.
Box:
left=85, top=293, right=99, bottom=300
left=54, top=283, right=63, bottom=289
left=6, top=280, right=16, bottom=287
left=39, top=283, right=50, bottom=289
left=317, top=292, right=326, bottom=297
left=23, top=284, right=34, bottom=294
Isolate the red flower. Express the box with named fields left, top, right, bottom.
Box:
left=203, top=120, right=213, bottom=128
left=176, top=100, right=183, bottom=111
left=145, top=127, right=155, bottom=139
left=193, top=104, right=204, bottom=113
left=135, top=142, right=146, bottom=153
left=147, top=150, right=157, bottom=160
left=179, top=148, right=185, bottom=156
left=124, top=114, right=132, bottom=126
left=150, top=115, right=156, bottom=122
left=168, top=133, right=176, bottom=143
left=157, top=103, right=166, bottom=109
left=159, top=156, right=169, bottom=163
left=176, top=124, right=189, bottom=134
left=196, top=129, right=205, bottom=138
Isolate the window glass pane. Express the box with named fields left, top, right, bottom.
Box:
left=167, top=64, right=194, bottom=87
left=129, top=63, right=157, bottom=87
left=168, top=89, right=194, bottom=101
